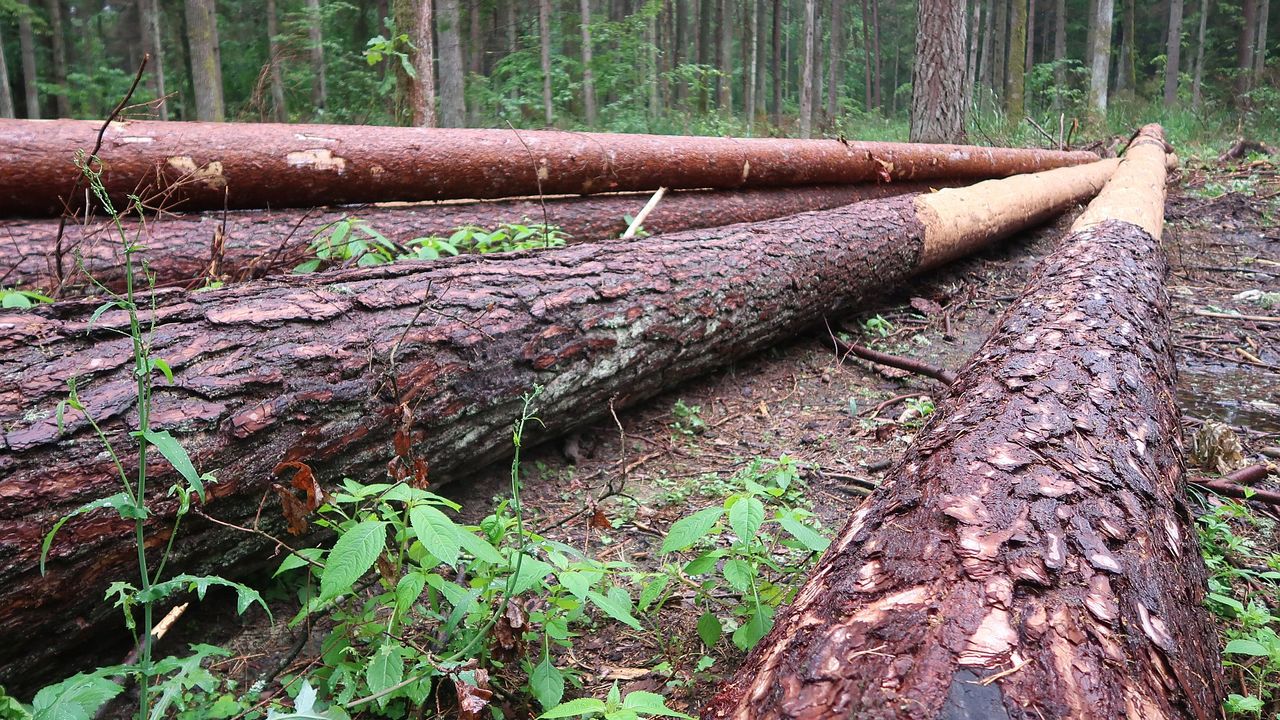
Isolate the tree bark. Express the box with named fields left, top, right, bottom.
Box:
left=579, top=0, right=597, bottom=125
left=139, top=0, right=169, bottom=120
left=910, top=0, right=967, bottom=143
left=993, top=0, right=1007, bottom=100
left=265, top=0, right=287, bottom=123
left=1191, top=0, right=1209, bottom=108
left=965, top=0, right=981, bottom=105
left=1116, top=0, right=1136, bottom=93
left=410, top=0, right=437, bottom=127
left=305, top=0, right=327, bottom=116
left=539, top=0, right=553, bottom=126
left=746, top=0, right=760, bottom=130
left=437, top=0, right=466, bottom=127
left=871, top=0, right=883, bottom=111
left=979, top=0, right=994, bottom=92
left=0, top=158, right=1122, bottom=689
left=1087, top=0, right=1113, bottom=115
left=1165, top=0, right=1185, bottom=105
left=825, top=0, right=843, bottom=123
left=1237, top=0, right=1258, bottom=99
left=719, top=0, right=734, bottom=112
left=0, top=119, right=1101, bottom=216
left=17, top=0, right=39, bottom=120
left=799, top=0, right=816, bottom=137
left=1005, top=0, right=1027, bottom=119
left=1025, top=0, right=1036, bottom=68
left=773, top=0, right=784, bottom=124
left=44, top=0, right=68, bottom=117
left=1255, top=0, right=1271, bottom=76
left=1, top=182, right=953, bottom=293
left=706, top=126, right=1224, bottom=720
left=184, top=0, right=225, bottom=122
left=0, top=24, right=14, bottom=119
left=1052, top=0, right=1065, bottom=94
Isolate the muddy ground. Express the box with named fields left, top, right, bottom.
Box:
left=137, top=160, right=1280, bottom=718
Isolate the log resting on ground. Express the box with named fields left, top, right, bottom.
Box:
left=0, top=118, right=1100, bottom=215
left=0, top=182, right=950, bottom=293
left=0, top=159, right=1119, bottom=690
left=706, top=126, right=1224, bottom=719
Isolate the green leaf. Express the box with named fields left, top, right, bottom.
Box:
left=696, top=611, right=721, bottom=649
left=539, top=698, right=608, bottom=719
left=41, top=493, right=137, bottom=574
left=530, top=656, right=565, bottom=710
left=31, top=671, right=124, bottom=720
left=139, top=429, right=209, bottom=501
left=457, top=530, right=505, bottom=565
left=292, top=259, right=322, bottom=274
left=721, top=558, right=755, bottom=592
left=621, top=691, right=693, bottom=718
left=638, top=575, right=671, bottom=611
left=139, top=574, right=270, bottom=617
left=319, top=519, right=387, bottom=604
left=1224, top=638, right=1271, bottom=656
left=2, top=292, right=32, bottom=309
left=778, top=514, right=830, bottom=552
left=728, top=496, right=765, bottom=542
left=408, top=504, right=462, bottom=567
left=395, top=572, right=427, bottom=617
left=660, top=507, right=723, bottom=554
left=148, top=357, right=175, bottom=384
left=365, top=643, right=405, bottom=708
left=273, top=548, right=324, bottom=577
left=731, top=605, right=774, bottom=651
left=683, top=551, right=720, bottom=575
left=556, top=569, right=596, bottom=601
left=586, top=587, right=642, bottom=630
left=512, top=555, right=556, bottom=594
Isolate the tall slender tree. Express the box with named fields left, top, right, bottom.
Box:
left=44, top=0, right=68, bottom=116
left=910, top=0, right=967, bottom=141
left=718, top=0, right=733, bottom=110
left=825, top=0, right=843, bottom=122
left=438, top=0, right=466, bottom=126
left=1164, top=0, right=1184, bottom=105
left=305, top=0, right=327, bottom=115
left=746, top=0, right=760, bottom=130
left=773, top=0, right=783, bottom=123
left=265, top=0, right=287, bottom=122
left=966, top=0, right=981, bottom=103
left=1116, top=0, right=1136, bottom=93
left=798, top=0, right=816, bottom=136
left=1006, top=0, right=1026, bottom=118
left=185, top=0, right=225, bottom=121
left=139, top=0, right=169, bottom=120
left=979, top=0, right=994, bottom=91
left=1255, top=0, right=1271, bottom=76
left=411, top=0, right=437, bottom=126
left=17, top=0, right=38, bottom=119
left=993, top=0, right=1007, bottom=98
left=1052, top=0, right=1066, bottom=94
left=1191, top=0, right=1210, bottom=107
left=579, top=0, right=597, bottom=124
left=1087, top=0, right=1114, bottom=114
left=0, top=24, right=14, bottom=118
left=539, top=0, right=553, bottom=125
left=870, top=0, right=883, bottom=110
left=1236, top=0, right=1258, bottom=99
left=1025, top=0, right=1036, bottom=68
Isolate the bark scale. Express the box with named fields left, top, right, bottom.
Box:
left=0, top=160, right=1121, bottom=689
left=909, top=0, right=967, bottom=143
left=0, top=119, right=1100, bottom=216
left=706, top=127, right=1224, bottom=720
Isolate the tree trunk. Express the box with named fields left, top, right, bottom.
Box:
left=1115, top=0, right=1135, bottom=93
left=17, top=0, right=39, bottom=120
left=0, top=25, right=14, bottom=119
left=1255, top=0, right=1270, bottom=76
left=799, top=0, right=816, bottom=137
left=139, top=0, right=169, bottom=120
left=1087, top=0, right=1113, bottom=115
left=539, top=0, right=553, bottom=126
left=2, top=182, right=954, bottom=293
left=578, top=0, right=597, bottom=125
left=184, top=0, right=225, bottom=122
left=1164, top=0, right=1185, bottom=105
left=1005, top=0, right=1027, bottom=119
left=719, top=0, right=733, bottom=111
left=910, top=0, right=967, bottom=142
left=706, top=126, right=1224, bottom=720
left=979, top=0, right=994, bottom=92
left=437, top=0, right=466, bottom=127
left=305, top=0, right=327, bottom=116
left=648, top=8, right=660, bottom=121
left=825, top=0, right=843, bottom=122
left=966, top=0, right=981, bottom=104
left=1191, top=0, right=1209, bottom=108
left=410, top=0, right=437, bottom=127
left=698, top=0, right=712, bottom=112
left=774, top=0, right=784, bottom=124
left=993, top=0, right=1007, bottom=100
left=1025, top=0, right=1036, bottom=68
left=0, top=158, right=1122, bottom=689
left=265, top=0, right=287, bottom=123
left=1236, top=0, right=1258, bottom=99
left=871, top=0, right=883, bottom=111
left=44, top=0, right=68, bottom=117
left=746, top=0, right=760, bottom=130
left=1052, top=0, right=1065, bottom=95
left=0, top=119, right=1101, bottom=216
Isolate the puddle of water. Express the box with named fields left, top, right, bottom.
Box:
left=1178, top=363, right=1280, bottom=434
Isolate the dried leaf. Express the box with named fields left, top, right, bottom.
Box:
left=909, top=297, right=944, bottom=316
left=491, top=598, right=527, bottom=659
left=453, top=668, right=493, bottom=720
left=589, top=508, right=612, bottom=529
left=274, top=461, right=324, bottom=510
left=272, top=483, right=311, bottom=536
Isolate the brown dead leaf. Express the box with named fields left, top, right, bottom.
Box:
left=453, top=668, right=493, bottom=720
left=491, top=598, right=527, bottom=660
left=909, top=297, right=944, bottom=316
left=272, top=461, right=325, bottom=535
left=272, top=484, right=311, bottom=536
left=602, top=666, right=650, bottom=680
left=589, top=508, right=612, bottom=529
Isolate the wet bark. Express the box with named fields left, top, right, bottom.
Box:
left=1, top=183, right=944, bottom=293
left=0, top=119, right=1099, bottom=216
left=0, top=196, right=935, bottom=689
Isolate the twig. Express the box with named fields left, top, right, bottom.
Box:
left=622, top=187, right=666, bottom=239
left=1192, top=309, right=1280, bottom=323
left=505, top=122, right=553, bottom=247
left=1025, top=117, right=1056, bottom=147
left=823, top=320, right=957, bottom=386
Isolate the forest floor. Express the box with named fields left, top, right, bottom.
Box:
left=154, top=155, right=1280, bottom=718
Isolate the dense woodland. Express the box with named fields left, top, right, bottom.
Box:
left=0, top=0, right=1276, bottom=142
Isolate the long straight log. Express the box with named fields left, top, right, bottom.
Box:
left=0, top=159, right=1119, bottom=690
left=0, top=182, right=947, bottom=294
left=707, top=126, right=1224, bottom=719
left=0, top=119, right=1100, bottom=216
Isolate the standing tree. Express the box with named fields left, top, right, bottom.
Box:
left=773, top=0, right=783, bottom=124
left=825, top=0, right=843, bottom=123
left=1191, top=0, right=1210, bottom=107
left=1236, top=0, right=1258, bottom=100
left=993, top=0, right=1007, bottom=99
left=539, top=0, right=553, bottom=125
left=44, top=0, right=68, bottom=117
left=799, top=0, right=815, bottom=136
left=1088, top=0, right=1114, bottom=115
left=1052, top=0, right=1066, bottom=94
left=718, top=0, right=733, bottom=111
left=579, top=0, right=597, bottom=125
left=745, top=0, right=759, bottom=130
left=411, top=0, right=437, bottom=127
left=0, top=23, right=13, bottom=118
left=265, top=0, right=287, bottom=122
left=1255, top=0, right=1271, bottom=77
left=965, top=0, right=981, bottom=102
left=139, top=0, right=169, bottom=120
left=1164, top=0, right=1184, bottom=105
left=185, top=0, right=226, bottom=121
left=305, top=0, right=327, bottom=115
left=437, top=0, right=465, bottom=126
left=1006, top=0, right=1026, bottom=119
left=910, top=0, right=967, bottom=142
left=17, top=0, right=38, bottom=119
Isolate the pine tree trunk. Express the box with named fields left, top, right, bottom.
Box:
left=871, top=0, right=883, bottom=111
left=746, top=0, right=760, bottom=130
left=966, top=0, right=981, bottom=104
left=993, top=0, right=1007, bottom=102
left=1236, top=0, right=1258, bottom=99
left=1191, top=0, right=1209, bottom=107
left=698, top=0, right=713, bottom=112
left=437, top=0, right=466, bottom=127
left=304, top=0, right=326, bottom=115
left=648, top=8, right=660, bottom=120
left=0, top=160, right=1122, bottom=689
left=1026, top=0, right=1035, bottom=68
left=44, top=0, right=68, bottom=117
left=1116, top=0, right=1135, bottom=93
left=1255, top=0, right=1271, bottom=76
left=0, top=25, right=14, bottom=118
left=1164, top=0, right=1184, bottom=105
left=466, top=2, right=482, bottom=124
left=1088, top=0, right=1114, bottom=115
left=910, top=0, right=967, bottom=142
left=184, top=0, right=225, bottom=122
left=579, top=0, right=597, bottom=124
left=825, top=0, right=843, bottom=122
left=706, top=126, right=1224, bottom=720
left=265, top=0, right=287, bottom=122
left=139, top=0, right=169, bottom=120
left=539, top=0, right=553, bottom=126
left=775, top=0, right=785, bottom=123
left=799, top=0, right=816, bottom=136
left=979, top=0, right=994, bottom=92
left=755, top=0, right=768, bottom=125
left=411, top=0, right=437, bottom=127
left=17, top=0, right=39, bottom=119
left=719, top=0, right=733, bottom=111
left=1006, top=0, right=1026, bottom=119
left=1052, top=0, right=1065, bottom=96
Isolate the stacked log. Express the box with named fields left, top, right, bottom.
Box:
left=707, top=126, right=1224, bottom=719
left=0, top=158, right=1121, bottom=688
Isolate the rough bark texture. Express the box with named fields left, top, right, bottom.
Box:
left=184, top=0, right=225, bottom=122
left=579, top=0, right=597, bottom=125
left=0, top=196, right=930, bottom=689
left=909, top=0, right=967, bottom=142
left=1165, top=0, right=1185, bottom=106
left=410, top=0, right=438, bottom=127
left=1005, top=0, right=1027, bottom=119
left=1, top=183, right=945, bottom=293
left=17, top=1, right=38, bottom=120
left=139, top=0, right=168, bottom=120
left=437, top=0, right=466, bottom=127
left=706, top=127, right=1224, bottom=720
left=1088, top=0, right=1113, bottom=114
left=0, top=119, right=1099, bottom=216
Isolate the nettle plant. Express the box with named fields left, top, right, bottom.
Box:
left=293, top=219, right=569, bottom=273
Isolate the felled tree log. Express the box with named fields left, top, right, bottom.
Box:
left=0, top=118, right=1100, bottom=215
left=0, top=159, right=1120, bottom=690
left=1, top=182, right=947, bottom=294
left=707, top=126, right=1224, bottom=719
